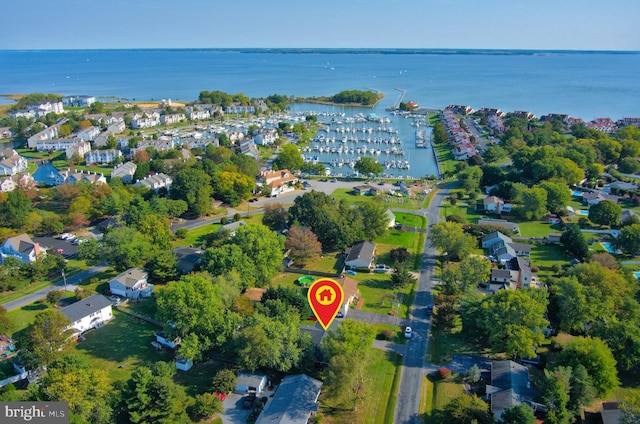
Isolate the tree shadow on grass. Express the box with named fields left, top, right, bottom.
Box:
left=21, top=303, right=48, bottom=311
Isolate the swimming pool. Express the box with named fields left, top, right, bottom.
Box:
left=577, top=210, right=589, bottom=216
left=601, top=242, right=620, bottom=254
left=572, top=190, right=584, bottom=196
left=634, top=272, right=640, bottom=279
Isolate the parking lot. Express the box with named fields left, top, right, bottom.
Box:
left=33, top=235, right=78, bottom=259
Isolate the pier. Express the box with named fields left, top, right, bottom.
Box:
left=394, top=88, right=406, bottom=109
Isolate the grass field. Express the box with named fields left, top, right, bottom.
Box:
left=74, top=310, right=172, bottom=383
left=530, top=243, right=571, bottom=268
left=422, top=373, right=465, bottom=423
left=172, top=222, right=221, bottom=248
left=321, top=349, right=401, bottom=424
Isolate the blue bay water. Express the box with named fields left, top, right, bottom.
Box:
left=1, top=49, right=638, bottom=120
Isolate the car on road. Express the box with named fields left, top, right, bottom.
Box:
left=249, top=198, right=258, bottom=202
left=426, top=304, right=434, bottom=316
left=346, top=270, right=357, bottom=275
left=404, top=326, right=412, bottom=339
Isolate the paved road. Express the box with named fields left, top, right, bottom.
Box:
left=394, top=181, right=458, bottom=424
left=1, top=263, right=109, bottom=311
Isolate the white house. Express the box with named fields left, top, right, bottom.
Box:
left=135, top=173, right=172, bottom=192
left=28, top=125, right=60, bottom=149
left=76, top=126, right=100, bottom=142
left=35, top=138, right=80, bottom=152
left=234, top=372, right=267, bottom=395
left=65, top=141, right=91, bottom=160
left=111, top=162, right=137, bottom=184
left=55, top=169, right=107, bottom=186
left=253, top=128, right=279, bottom=146
left=344, top=241, right=376, bottom=269
left=0, top=176, right=15, bottom=193
left=0, top=234, right=41, bottom=264
left=85, top=149, right=122, bottom=165
left=108, top=267, right=154, bottom=300
left=60, top=294, right=113, bottom=336
left=160, top=113, right=186, bottom=125
left=0, top=149, right=28, bottom=176
left=62, top=95, right=95, bottom=107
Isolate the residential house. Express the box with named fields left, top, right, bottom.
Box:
left=0, top=234, right=41, bottom=264
left=620, top=209, right=637, bottom=225
left=477, top=107, right=504, bottom=117
left=187, top=109, right=211, bottom=121
left=133, top=139, right=175, bottom=154
left=489, top=268, right=519, bottom=292
left=489, top=257, right=537, bottom=292
left=135, top=173, right=173, bottom=192
left=506, top=110, right=536, bottom=120
left=60, top=295, right=113, bottom=336
left=482, top=231, right=530, bottom=264
left=353, top=185, right=375, bottom=196
left=226, top=104, right=255, bottom=114
left=253, top=128, right=278, bottom=146
left=445, top=105, right=474, bottom=115
left=62, top=95, right=95, bottom=107
left=111, top=162, right=137, bottom=184
left=173, top=246, right=204, bottom=274
left=604, top=181, right=638, bottom=193
left=482, top=196, right=506, bottom=214
left=85, top=149, right=122, bottom=165
left=239, top=139, right=259, bottom=159
left=487, top=360, right=532, bottom=421
left=65, top=141, right=91, bottom=160
left=108, top=267, right=154, bottom=300
left=582, top=190, right=620, bottom=207
left=545, top=214, right=562, bottom=225
left=130, top=111, right=161, bottom=129
left=35, top=138, right=82, bottom=152
left=344, top=241, right=376, bottom=270
left=55, top=169, right=106, bottom=186
left=93, top=121, right=127, bottom=147
left=336, top=276, right=359, bottom=318
left=217, top=220, right=246, bottom=237
left=478, top=218, right=519, bottom=233
left=0, top=149, right=28, bottom=176
left=0, top=127, right=14, bottom=139
left=587, top=117, right=617, bottom=134
left=258, top=169, right=298, bottom=196
left=0, top=176, right=15, bottom=193
left=255, top=374, right=322, bottom=424
left=487, top=114, right=505, bottom=135
left=235, top=372, right=267, bottom=395
left=27, top=124, right=60, bottom=148
left=160, top=113, right=186, bottom=125
left=76, top=126, right=100, bottom=142
left=600, top=402, right=622, bottom=424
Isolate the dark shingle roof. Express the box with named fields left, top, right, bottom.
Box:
left=256, top=374, right=322, bottom=424
left=345, top=241, right=375, bottom=263
left=60, top=294, right=112, bottom=323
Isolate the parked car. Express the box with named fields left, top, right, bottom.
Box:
left=346, top=270, right=357, bottom=275
left=243, top=393, right=256, bottom=409
left=426, top=304, right=434, bottom=316
left=374, top=264, right=391, bottom=273
left=404, top=326, right=412, bottom=339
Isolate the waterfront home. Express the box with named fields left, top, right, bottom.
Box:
left=226, top=104, right=255, bottom=114
left=506, top=110, right=536, bottom=120
left=130, top=111, right=161, bottom=129
left=160, top=113, right=186, bottom=125
left=27, top=125, right=60, bottom=148
left=65, top=141, right=91, bottom=160
left=187, top=109, right=211, bottom=121
left=76, top=126, right=100, bottom=142
left=62, top=95, right=95, bottom=107
left=487, top=114, right=505, bottom=135
left=0, top=149, right=28, bottom=176
left=60, top=295, right=113, bottom=336
left=0, top=234, right=41, bottom=264
left=477, top=107, right=504, bottom=117
left=587, top=117, right=617, bottom=134
left=108, top=267, right=153, bottom=300
left=111, top=162, right=137, bottom=184
left=446, top=105, right=474, bottom=115
left=55, top=169, right=107, bottom=186
left=252, top=128, right=278, bottom=146
left=135, top=173, right=172, bottom=192
left=258, top=169, right=298, bottom=195
left=11, top=101, right=64, bottom=120
left=35, top=138, right=81, bottom=152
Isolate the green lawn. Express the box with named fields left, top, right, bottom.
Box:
left=321, top=349, right=401, bottom=424
left=0, top=280, right=52, bottom=303
left=423, top=373, right=465, bottom=421
left=530, top=243, right=571, bottom=268
left=433, top=144, right=457, bottom=176
left=74, top=310, right=172, bottom=383
left=517, top=221, right=563, bottom=238
left=172, top=222, right=221, bottom=248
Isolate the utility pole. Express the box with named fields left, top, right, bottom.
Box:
left=61, top=269, right=67, bottom=291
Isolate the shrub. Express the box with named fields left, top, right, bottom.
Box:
left=220, top=217, right=228, bottom=225
left=175, top=228, right=188, bottom=239
left=46, top=290, right=64, bottom=305
left=381, top=329, right=394, bottom=341
left=438, top=367, right=452, bottom=380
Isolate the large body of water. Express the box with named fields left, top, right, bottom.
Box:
left=1, top=49, right=639, bottom=178
left=1, top=49, right=638, bottom=120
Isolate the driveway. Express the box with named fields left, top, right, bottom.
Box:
left=220, top=387, right=276, bottom=424
left=33, top=235, right=78, bottom=259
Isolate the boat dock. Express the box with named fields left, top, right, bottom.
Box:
left=394, top=88, right=406, bottom=109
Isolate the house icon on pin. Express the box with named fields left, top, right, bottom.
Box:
left=319, top=289, right=333, bottom=303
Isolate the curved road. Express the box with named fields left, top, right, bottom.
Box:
left=394, top=181, right=458, bottom=424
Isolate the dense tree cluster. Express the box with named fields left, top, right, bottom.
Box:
left=330, top=90, right=379, bottom=105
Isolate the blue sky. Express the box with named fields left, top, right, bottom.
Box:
left=2, top=0, right=639, bottom=50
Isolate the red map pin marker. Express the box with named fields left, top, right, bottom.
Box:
left=307, top=278, right=344, bottom=330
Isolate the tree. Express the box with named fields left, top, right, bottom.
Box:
left=540, top=182, right=571, bottom=214
left=461, top=288, right=548, bottom=359
left=262, top=202, right=289, bottom=231
left=201, top=245, right=257, bottom=290
left=192, top=392, right=223, bottom=420
left=498, top=404, right=536, bottom=424
left=170, top=168, right=212, bottom=216
left=232, top=224, right=284, bottom=286
left=76, top=238, right=102, bottom=261
left=458, top=256, right=491, bottom=291
left=550, top=276, right=592, bottom=333
left=438, top=394, right=493, bottom=424
left=542, top=367, right=571, bottom=424
left=588, top=200, right=622, bottom=227
left=466, top=364, right=481, bottom=384
left=102, top=227, right=153, bottom=271
left=614, top=223, right=640, bottom=254
left=591, top=303, right=640, bottom=371
left=459, top=166, right=483, bottom=194
left=556, top=336, right=619, bottom=397
left=619, top=157, right=640, bottom=174
left=390, top=266, right=417, bottom=289
left=124, top=362, right=191, bottom=424
left=429, top=222, right=476, bottom=261
left=567, top=364, right=597, bottom=417
left=389, top=247, right=410, bottom=265
left=354, top=157, right=383, bottom=176
left=0, top=189, right=33, bottom=229
left=36, top=354, right=114, bottom=424
left=146, top=250, right=178, bottom=282
left=357, top=201, right=389, bottom=241
left=518, top=187, right=548, bottom=220
left=211, top=369, right=237, bottom=395
left=273, top=144, right=303, bottom=171
left=560, top=224, right=589, bottom=260
left=46, top=290, right=63, bottom=305
left=0, top=306, right=11, bottom=336
left=24, top=310, right=71, bottom=367
left=211, top=170, right=253, bottom=206
left=285, top=225, right=322, bottom=266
